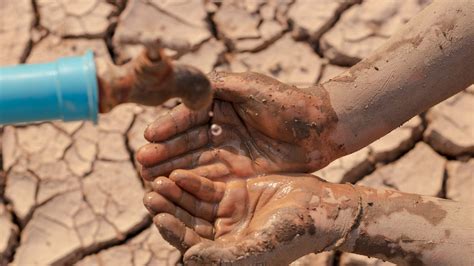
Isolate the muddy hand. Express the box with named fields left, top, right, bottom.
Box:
left=97, top=40, right=212, bottom=113
left=137, top=72, right=343, bottom=181
left=146, top=170, right=474, bottom=265
left=143, top=170, right=360, bottom=265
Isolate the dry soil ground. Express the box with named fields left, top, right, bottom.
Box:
left=0, top=0, right=473, bottom=265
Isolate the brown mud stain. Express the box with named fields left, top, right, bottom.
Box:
left=210, top=71, right=343, bottom=171
left=444, top=229, right=451, bottom=238
left=156, top=221, right=189, bottom=253
left=353, top=233, right=425, bottom=265
left=315, top=84, right=344, bottom=158
left=348, top=34, right=424, bottom=77
left=433, top=16, right=457, bottom=41
left=330, top=74, right=356, bottom=83
left=364, top=189, right=448, bottom=226
left=291, top=118, right=310, bottom=139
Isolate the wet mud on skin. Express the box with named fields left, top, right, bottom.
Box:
left=136, top=70, right=347, bottom=181
left=329, top=12, right=458, bottom=84
left=210, top=71, right=343, bottom=172
left=345, top=186, right=451, bottom=265
left=173, top=175, right=364, bottom=265
left=318, top=0, right=474, bottom=159
left=361, top=189, right=448, bottom=226
left=4, top=0, right=474, bottom=264
left=327, top=29, right=426, bottom=85
left=353, top=234, right=425, bottom=266
left=187, top=208, right=317, bottom=265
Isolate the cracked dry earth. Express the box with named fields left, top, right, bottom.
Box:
left=0, top=0, right=472, bottom=265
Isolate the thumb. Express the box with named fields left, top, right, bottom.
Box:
left=209, top=71, right=284, bottom=103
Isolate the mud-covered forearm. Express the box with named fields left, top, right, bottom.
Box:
left=338, top=185, right=474, bottom=265
left=149, top=171, right=471, bottom=265
left=310, top=180, right=473, bottom=265
left=304, top=181, right=362, bottom=254
left=324, top=0, right=474, bottom=155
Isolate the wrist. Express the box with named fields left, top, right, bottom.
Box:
left=307, top=182, right=362, bottom=252
left=303, top=84, right=349, bottom=170
left=336, top=185, right=466, bottom=265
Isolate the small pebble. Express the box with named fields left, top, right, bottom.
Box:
left=211, top=124, right=222, bottom=136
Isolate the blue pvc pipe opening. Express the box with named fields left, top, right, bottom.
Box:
left=0, top=51, right=99, bottom=125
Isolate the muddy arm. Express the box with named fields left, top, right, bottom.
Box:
left=303, top=180, right=473, bottom=265
left=148, top=171, right=473, bottom=265
left=96, top=45, right=212, bottom=113
left=336, top=185, right=474, bottom=265
left=325, top=0, right=474, bottom=155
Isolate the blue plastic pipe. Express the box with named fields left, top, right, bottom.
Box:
left=0, top=51, right=99, bottom=125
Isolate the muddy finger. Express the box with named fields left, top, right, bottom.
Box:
left=154, top=213, right=203, bottom=253
left=152, top=177, right=218, bottom=221
left=169, top=169, right=226, bottom=203
left=137, top=125, right=209, bottom=167
left=144, top=192, right=214, bottom=239
left=189, top=163, right=231, bottom=180
left=140, top=148, right=210, bottom=181
left=143, top=191, right=175, bottom=215
left=144, top=104, right=210, bottom=143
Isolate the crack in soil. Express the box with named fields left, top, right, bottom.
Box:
left=105, top=0, right=128, bottom=64
left=3, top=1, right=471, bottom=265
left=312, top=0, right=362, bottom=65
left=70, top=217, right=152, bottom=265
left=20, top=0, right=48, bottom=63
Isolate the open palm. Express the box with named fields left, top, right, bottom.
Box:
left=137, top=72, right=342, bottom=182
left=143, top=170, right=359, bottom=265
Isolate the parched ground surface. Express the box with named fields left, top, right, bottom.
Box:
left=0, top=0, right=472, bottom=265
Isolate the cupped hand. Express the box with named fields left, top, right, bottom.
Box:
left=143, top=170, right=360, bottom=265
left=137, top=72, right=343, bottom=181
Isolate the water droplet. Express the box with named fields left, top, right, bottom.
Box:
left=208, top=111, right=214, bottom=117
left=210, top=124, right=222, bottom=136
